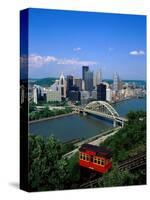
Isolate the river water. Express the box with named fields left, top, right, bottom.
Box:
left=29, top=98, right=146, bottom=142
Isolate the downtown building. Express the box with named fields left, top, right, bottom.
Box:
left=33, top=84, right=46, bottom=104
left=113, top=72, right=120, bottom=92
left=74, top=78, right=82, bottom=91
left=91, top=90, right=97, bottom=100
left=59, top=73, right=67, bottom=100
left=93, top=70, right=102, bottom=89
left=68, top=90, right=80, bottom=102
left=46, top=89, right=61, bottom=102
left=66, top=75, right=74, bottom=97
left=46, top=73, right=66, bottom=102
left=82, top=66, right=93, bottom=92
left=80, top=90, right=90, bottom=105
left=106, top=88, right=112, bottom=102
left=97, top=83, right=106, bottom=101
left=33, top=85, right=38, bottom=104
left=68, top=85, right=80, bottom=102
left=66, top=75, right=81, bottom=102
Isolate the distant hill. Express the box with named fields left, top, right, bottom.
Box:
left=29, top=78, right=146, bottom=88
left=30, top=77, right=58, bottom=87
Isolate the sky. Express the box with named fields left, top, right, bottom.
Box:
left=26, top=8, right=146, bottom=80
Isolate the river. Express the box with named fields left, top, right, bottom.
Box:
left=29, top=97, right=146, bottom=142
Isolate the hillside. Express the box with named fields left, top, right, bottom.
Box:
left=29, top=77, right=57, bottom=87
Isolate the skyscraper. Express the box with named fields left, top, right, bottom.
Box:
left=66, top=75, right=74, bottom=96
left=97, top=83, right=106, bottom=101
left=74, top=78, right=82, bottom=91
left=113, top=72, right=119, bottom=92
left=106, top=88, right=112, bottom=102
left=85, top=70, right=93, bottom=92
left=82, top=66, right=89, bottom=80
left=68, top=91, right=80, bottom=102
left=82, top=80, right=85, bottom=90
left=93, top=69, right=102, bottom=88
left=82, top=66, right=93, bottom=92
left=59, top=73, right=66, bottom=100
left=33, top=86, right=38, bottom=104
left=80, top=91, right=90, bottom=105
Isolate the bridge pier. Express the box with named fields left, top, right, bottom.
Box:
left=121, top=122, right=124, bottom=128
left=83, top=112, right=87, bottom=116
left=113, top=120, right=116, bottom=128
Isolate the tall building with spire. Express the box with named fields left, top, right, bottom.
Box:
left=59, top=73, right=66, bottom=100
left=46, top=73, right=66, bottom=102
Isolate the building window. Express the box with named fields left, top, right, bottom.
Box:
left=61, top=78, right=64, bottom=85
left=61, top=87, right=64, bottom=96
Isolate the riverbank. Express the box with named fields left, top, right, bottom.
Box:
left=29, top=112, right=75, bottom=124
left=111, top=95, right=146, bottom=105
left=63, top=126, right=121, bottom=159
left=74, top=127, right=121, bottom=147
left=29, top=97, right=146, bottom=142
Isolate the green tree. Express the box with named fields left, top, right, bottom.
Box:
left=98, top=111, right=146, bottom=186
left=29, top=101, right=36, bottom=113
left=98, top=166, right=135, bottom=187
left=28, top=135, right=70, bottom=191
left=101, top=111, right=146, bottom=162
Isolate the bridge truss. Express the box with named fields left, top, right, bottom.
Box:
left=85, top=101, right=119, bottom=118
left=83, top=101, right=125, bottom=127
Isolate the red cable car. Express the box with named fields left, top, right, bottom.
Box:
left=79, top=143, right=112, bottom=174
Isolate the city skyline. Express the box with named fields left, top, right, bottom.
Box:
left=28, top=8, right=146, bottom=80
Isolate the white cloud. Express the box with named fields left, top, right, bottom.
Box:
left=21, top=54, right=97, bottom=67
left=29, top=54, right=57, bottom=67
left=57, top=58, right=97, bottom=66
left=73, top=47, right=81, bottom=52
left=129, top=50, right=145, bottom=56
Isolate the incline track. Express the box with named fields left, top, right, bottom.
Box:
left=119, top=151, right=146, bottom=171
left=80, top=151, right=146, bottom=188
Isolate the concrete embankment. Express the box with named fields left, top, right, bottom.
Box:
left=89, top=128, right=120, bottom=146
left=63, top=127, right=121, bottom=159
left=74, top=127, right=121, bottom=148
left=29, top=112, right=75, bottom=124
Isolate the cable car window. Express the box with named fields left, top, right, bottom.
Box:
left=101, top=159, right=105, bottom=165
left=94, top=157, right=97, bottom=163
left=90, top=155, right=93, bottom=162
left=86, top=155, right=89, bottom=161
left=98, top=159, right=101, bottom=165
left=83, top=154, right=85, bottom=160
left=79, top=153, right=82, bottom=159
